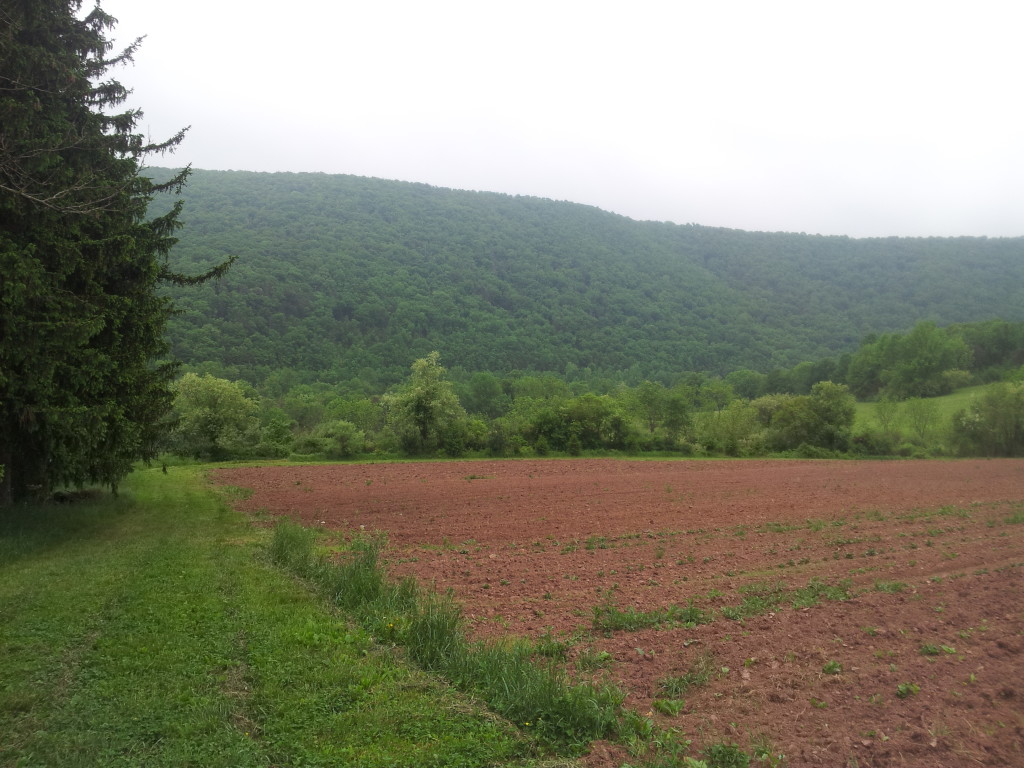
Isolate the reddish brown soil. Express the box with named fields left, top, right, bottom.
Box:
left=215, top=459, right=1024, bottom=767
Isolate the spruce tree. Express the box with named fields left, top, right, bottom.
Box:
left=0, top=1, right=228, bottom=504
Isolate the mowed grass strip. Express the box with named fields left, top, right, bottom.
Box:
left=0, top=468, right=540, bottom=768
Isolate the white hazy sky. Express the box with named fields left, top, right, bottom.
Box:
left=100, top=0, right=1024, bottom=238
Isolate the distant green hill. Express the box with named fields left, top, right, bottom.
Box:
left=156, top=169, right=1024, bottom=387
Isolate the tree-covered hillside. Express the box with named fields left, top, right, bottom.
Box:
left=156, top=169, right=1024, bottom=388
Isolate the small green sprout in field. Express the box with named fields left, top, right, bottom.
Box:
left=920, top=644, right=941, bottom=656
left=809, top=697, right=828, bottom=709
left=575, top=648, right=613, bottom=671
left=702, top=740, right=751, bottom=768
left=658, top=653, right=716, bottom=697
left=863, top=626, right=879, bottom=636
left=652, top=698, right=686, bottom=716
left=619, top=710, right=655, bottom=756
left=895, top=682, right=920, bottom=699
left=823, top=660, right=843, bottom=675
left=873, top=579, right=909, bottom=593
left=750, top=734, right=786, bottom=768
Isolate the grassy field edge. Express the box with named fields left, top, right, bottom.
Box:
left=0, top=467, right=555, bottom=768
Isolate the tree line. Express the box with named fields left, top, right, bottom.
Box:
left=166, top=329, right=1024, bottom=463
left=720, top=319, right=1024, bottom=400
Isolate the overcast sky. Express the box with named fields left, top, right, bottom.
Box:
left=100, top=0, right=1023, bottom=238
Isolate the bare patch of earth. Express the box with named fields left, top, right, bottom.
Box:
left=215, top=459, right=1024, bottom=767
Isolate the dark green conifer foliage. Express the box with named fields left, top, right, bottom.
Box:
left=0, top=1, right=228, bottom=504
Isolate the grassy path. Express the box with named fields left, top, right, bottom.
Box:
left=0, top=468, right=545, bottom=767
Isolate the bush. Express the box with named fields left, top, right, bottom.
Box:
left=794, top=443, right=840, bottom=459
left=850, top=428, right=899, bottom=456
left=941, top=368, right=973, bottom=391
left=487, top=422, right=526, bottom=457
left=952, top=381, right=1024, bottom=456
left=253, top=440, right=291, bottom=459
left=896, top=441, right=928, bottom=458
left=766, top=382, right=854, bottom=452
left=312, top=419, right=365, bottom=458
left=290, top=435, right=333, bottom=456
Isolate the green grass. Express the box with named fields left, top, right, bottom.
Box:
left=854, top=385, right=987, bottom=430
left=269, top=520, right=624, bottom=752
left=592, top=601, right=713, bottom=632
left=0, top=468, right=543, bottom=767
left=657, top=651, right=717, bottom=698
left=873, top=579, right=909, bottom=593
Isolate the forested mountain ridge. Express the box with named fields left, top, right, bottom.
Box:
left=156, top=168, right=1024, bottom=388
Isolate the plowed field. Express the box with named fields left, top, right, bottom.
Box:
left=215, top=459, right=1024, bottom=767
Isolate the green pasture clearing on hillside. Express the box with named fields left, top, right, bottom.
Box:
left=0, top=468, right=545, bottom=767
left=854, top=385, right=986, bottom=429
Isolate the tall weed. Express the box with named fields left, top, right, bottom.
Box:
left=269, top=519, right=624, bottom=750
left=267, top=518, right=320, bottom=576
